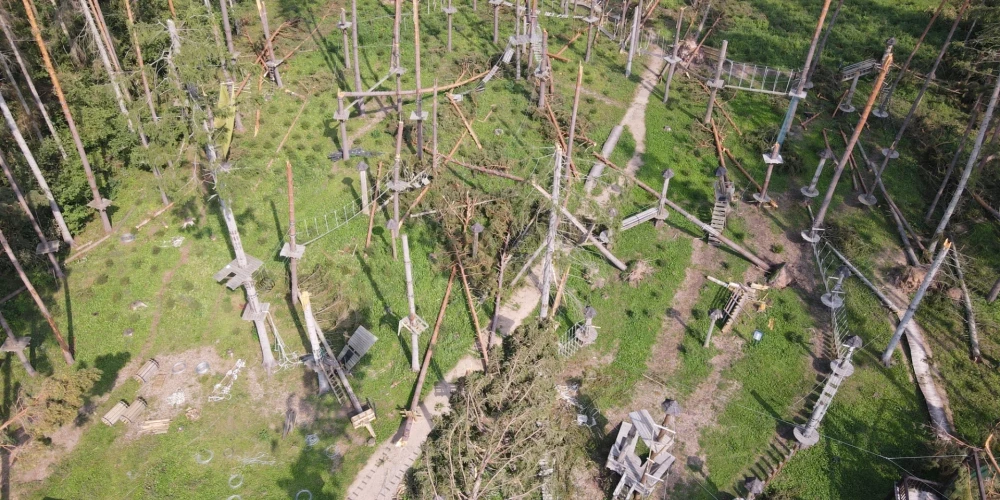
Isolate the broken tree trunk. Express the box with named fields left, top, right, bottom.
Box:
left=951, top=249, right=980, bottom=361
left=0, top=93, right=74, bottom=245
left=926, top=98, right=980, bottom=224
left=0, top=228, right=74, bottom=365
left=928, top=67, right=1000, bottom=255
left=0, top=152, right=63, bottom=279
left=22, top=0, right=112, bottom=234
left=286, top=160, right=300, bottom=305
left=456, top=256, right=489, bottom=370
left=398, top=267, right=456, bottom=446
left=80, top=0, right=134, bottom=133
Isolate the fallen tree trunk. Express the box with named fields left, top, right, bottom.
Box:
left=530, top=183, right=628, bottom=271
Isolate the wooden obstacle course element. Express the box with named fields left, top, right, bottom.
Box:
left=102, top=401, right=129, bottom=426
left=133, top=359, right=159, bottom=384
left=121, top=398, right=147, bottom=425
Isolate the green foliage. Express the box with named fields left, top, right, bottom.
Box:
left=21, top=367, right=102, bottom=439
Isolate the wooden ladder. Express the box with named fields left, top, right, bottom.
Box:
left=721, top=288, right=754, bottom=333
left=708, top=199, right=729, bottom=245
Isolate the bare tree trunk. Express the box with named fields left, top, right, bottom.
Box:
left=23, top=0, right=113, bottom=234
left=987, top=276, right=1000, bottom=303
left=0, top=153, right=64, bottom=279
left=0, top=55, right=43, bottom=140
left=928, top=68, right=1000, bottom=255
left=874, top=0, right=948, bottom=116
left=218, top=0, right=244, bottom=132
left=122, top=0, right=158, bottom=121
left=88, top=0, right=124, bottom=76
left=256, top=0, right=283, bottom=87
left=0, top=92, right=74, bottom=245
left=80, top=0, right=135, bottom=133
left=285, top=160, right=299, bottom=305
left=925, top=96, right=980, bottom=223
left=47, top=0, right=70, bottom=43
left=0, top=228, right=74, bottom=365
left=0, top=13, right=67, bottom=158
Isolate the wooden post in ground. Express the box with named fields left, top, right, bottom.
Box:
left=703, top=40, right=727, bottom=124
left=802, top=41, right=893, bottom=243
left=0, top=93, right=74, bottom=246
left=432, top=84, right=439, bottom=171
left=755, top=0, right=832, bottom=205
left=0, top=153, right=63, bottom=279
left=350, top=0, right=363, bottom=110
left=256, top=0, right=283, bottom=87
left=625, top=0, right=642, bottom=77
left=515, top=2, right=523, bottom=78
left=358, top=161, right=370, bottom=212
left=567, top=64, right=583, bottom=163
left=445, top=0, right=456, bottom=51
left=584, top=1, right=596, bottom=63
left=21, top=0, right=112, bottom=234
left=0, top=228, right=73, bottom=365
left=412, top=0, right=425, bottom=160
left=539, top=146, right=564, bottom=319
left=339, top=9, right=352, bottom=70
left=662, top=8, right=684, bottom=104
left=537, top=30, right=550, bottom=109
left=493, top=0, right=501, bottom=44
left=402, top=234, right=421, bottom=372
left=336, top=95, right=350, bottom=160
left=283, top=161, right=302, bottom=305
left=987, top=277, right=1000, bottom=304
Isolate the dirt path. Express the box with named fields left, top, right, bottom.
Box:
left=621, top=45, right=666, bottom=176
left=345, top=356, right=483, bottom=500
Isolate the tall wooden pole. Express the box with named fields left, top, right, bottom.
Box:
left=756, top=0, right=832, bottom=204
left=256, top=0, right=283, bottom=87
left=22, top=0, right=113, bottom=234
left=350, top=0, right=363, bottom=105
left=286, top=160, right=299, bottom=305
left=432, top=83, right=439, bottom=171
left=662, top=8, right=683, bottom=104
left=567, top=64, right=583, bottom=162
left=0, top=228, right=73, bottom=365
left=0, top=13, right=66, bottom=158
left=0, top=93, right=74, bottom=245
left=703, top=40, right=727, bottom=124
left=802, top=41, right=893, bottom=243
left=413, top=0, right=424, bottom=160
left=0, top=153, right=63, bottom=279
left=806, top=0, right=843, bottom=86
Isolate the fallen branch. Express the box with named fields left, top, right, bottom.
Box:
left=0, top=286, right=26, bottom=305
left=951, top=250, right=981, bottom=362
left=971, top=191, right=1000, bottom=221
left=547, top=51, right=569, bottom=62
left=554, top=29, right=585, bottom=56
left=724, top=149, right=764, bottom=193
left=448, top=97, right=483, bottom=149
left=65, top=234, right=112, bottom=264
left=134, top=202, right=175, bottom=229
left=456, top=257, right=489, bottom=370
left=717, top=102, right=743, bottom=136
left=400, top=184, right=432, bottom=225
left=266, top=99, right=309, bottom=169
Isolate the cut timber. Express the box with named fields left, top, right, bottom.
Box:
left=139, top=419, right=170, bottom=435
left=102, top=401, right=128, bottom=426
left=120, top=398, right=147, bottom=424
left=133, top=359, right=159, bottom=384
left=530, top=182, right=627, bottom=271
